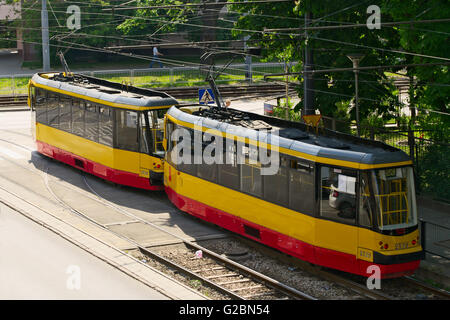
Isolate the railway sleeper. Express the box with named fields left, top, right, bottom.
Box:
left=217, top=279, right=252, bottom=285
left=206, top=273, right=240, bottom=280
left=192, top=266, right=226, bottom=273
left=241, top=292, right=277, bottom=299
left=232, top=285, right=264, bottom=292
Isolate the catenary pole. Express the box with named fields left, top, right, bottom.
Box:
left=41, top=0, right=50, bottom=71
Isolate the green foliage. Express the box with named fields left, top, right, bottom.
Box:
left=273, top=100, right=303, bottom=122
left=0, top=22, right=17, bottom=48
left=386, top=0, right=449, bottom=142
left=117, top=0, right=197, bottom=37
left=417, top=144, right=450, bottom=200
left=231, top=0, right=403, bottom=121
left=17, top=0, right=128, bottom=65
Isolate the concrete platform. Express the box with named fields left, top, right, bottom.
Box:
left=415, top=198, right=450, bottom=289
left=0, top=188, right=207, bottom=300
left=0, top=203, right=169, bottom=300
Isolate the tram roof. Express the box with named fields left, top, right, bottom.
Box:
left=167, top=106, right=412, bottom=169
left=30, top=72, right=179, bottom=110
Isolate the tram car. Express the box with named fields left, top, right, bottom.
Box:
left=163, top=105, right=424, bottom=278
left=28, top=72, right=178, bottom=190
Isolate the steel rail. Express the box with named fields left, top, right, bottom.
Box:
left=42, top=164, right=244, bottom=300
left=81, top=174, right=315, bottom=300
left=403, top=276, right=450, bottom=300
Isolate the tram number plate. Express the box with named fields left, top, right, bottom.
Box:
left=358, top=248, right=373, bottom=262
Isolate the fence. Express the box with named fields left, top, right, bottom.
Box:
left=420, top=219, right=450, bottom=260
left=0, top=62, right=295, bottom=97
left=362, top=127, right=449, bottom=198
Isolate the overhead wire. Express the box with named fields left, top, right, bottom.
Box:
left=9, top=1, right=449, bottom=115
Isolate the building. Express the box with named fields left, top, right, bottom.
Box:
left=0, top=0, right=23, bottom=54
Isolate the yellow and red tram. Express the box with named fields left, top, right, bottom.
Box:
left=28, top=72, right=178, bottom=190
left=163, top=105, right=424, bottom=278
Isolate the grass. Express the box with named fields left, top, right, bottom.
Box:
left=0, top=76, right=30, bottom=95
left=0, top=63, right=284, bottom=95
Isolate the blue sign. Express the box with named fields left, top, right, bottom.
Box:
left=198, top=88, right=215, bottom=104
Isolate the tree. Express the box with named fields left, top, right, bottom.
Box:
left=385, top=0, right=449, bottom=141
left=116, top=0, right=229, bottom=46
left=12, top=0, right=129, bottom=65
left=230, top=1, right=433, bottom=125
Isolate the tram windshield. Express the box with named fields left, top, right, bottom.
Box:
left=371, top=167, right=417, bottom=231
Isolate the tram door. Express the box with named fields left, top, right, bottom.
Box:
left=163, top=120, right=178, bottom=189
left=29, top=85, right=36, bottom=141
left=316, top=165, right=358, bottom=271
left=138, top=112, right=153, bottom=180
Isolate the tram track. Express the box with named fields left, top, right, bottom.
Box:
left=0, top=133, right=447, bottom=300
left=402, top=276, right=450, bottom=300
left=0, top=133, right=314, bottom=300
left=78, top=172, right=316, bottom=300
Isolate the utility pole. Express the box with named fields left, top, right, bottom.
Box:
left=303, top=11, right=314, bottom=116
left=284, top=60, right=289, bottom=120
left=41, top=0, right=50, bottom=71
left=347, top=53, right=365, bottom=137
left=244, top=35, right=252, bottom=83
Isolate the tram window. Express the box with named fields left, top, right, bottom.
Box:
left=115, top=109, right=138, bottom=152
left=165, top=121, right=175, bottom=165
left=196, top=132, right=219, bottom=183
left=218, top=140, right=240, bottom=190
left=359, top=172, right=373, bottom=228
left=35, top=89, right=47, bottom=124
left=320, top=166, right=357, bottom=224
left=264, top=156, right=289, bottom=206
left=139, top=113, right=150, bottom=154
left=47, top=92, right=59, bottom=128
left=240, top=144, right=262, bottom=197
left=71, top=99, right=85, bottom=137
left=179, top=127, right=196, bottom=176
left=148, top=109, right=166, bottom=155
left=289, top=160, right=314, bottom=215
left=99, top=106, right=113, bottom=147
left=59, top=95, right=72, bottom=133
left=85, top=103, right=99, bottom=142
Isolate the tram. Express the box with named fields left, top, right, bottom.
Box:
left=28, top=72, right=178, bottom=190
left=163, top=105, right=424, bottom=278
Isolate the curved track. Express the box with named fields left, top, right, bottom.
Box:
left=40, top=162, right=315, bottom=300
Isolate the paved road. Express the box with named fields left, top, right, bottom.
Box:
left=0, top=203, right=169, bottom=300
left=0, top=51, right=24, bottom=76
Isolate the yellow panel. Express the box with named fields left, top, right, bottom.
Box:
left=315, top=219, right=358, bottom=255
left=36, top=124, right=163, bottom=174
left=358, top=227, right=421, bottom=256
left=165, top=164, right=317, bottom=246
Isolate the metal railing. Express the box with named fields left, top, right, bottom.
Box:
left=0, top=62, right=295, bottom=97
left=420, top=219, right=450, bottom=260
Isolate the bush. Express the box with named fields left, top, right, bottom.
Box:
left=417, top=144, right=450, bottom=201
